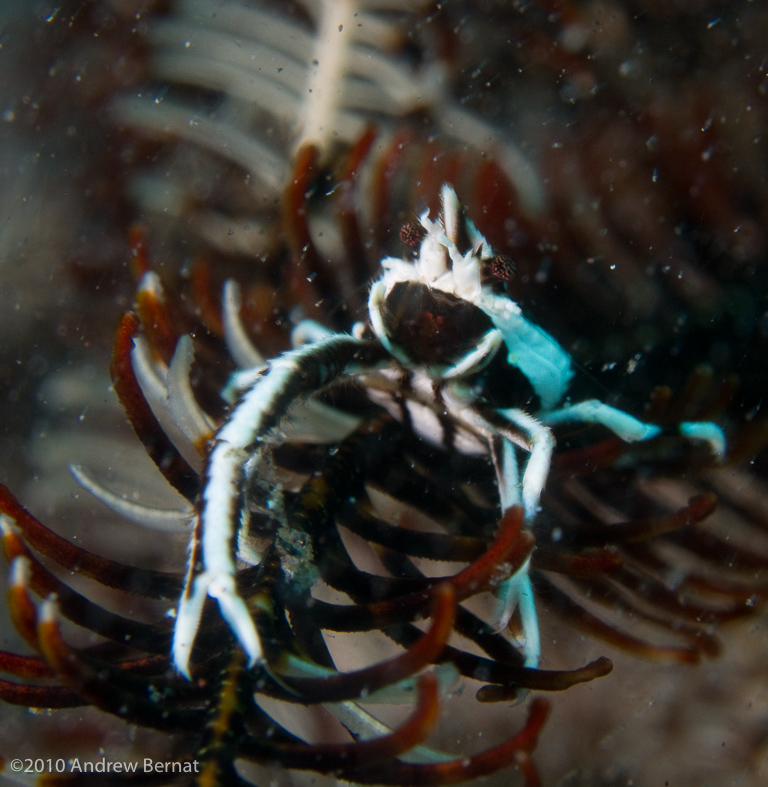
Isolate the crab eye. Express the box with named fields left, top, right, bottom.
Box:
left=489, top=254, right=515, bottom=281
left=481, top=254, right=516, bottom=291
left=399, top=221, right=427, bottom=248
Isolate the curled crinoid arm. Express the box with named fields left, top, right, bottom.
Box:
left=273, top=583, right=457, bottom=703
left=68, top=464, right=192, bottom=534
left=222, top=279, right=266, bottom=370
left=0, top=636, right=85, bottom=712
left=0, top=512, right=174, bottom=656
left=244, top=685, right=549, bottom=787
left=35, top=597, right=203, bottom=734
left=241, top=672, right=445, bottom=772
left=0, top=535, right=171, bottom=712
left=133, top=273, right=217, bottom=453
left=0, top=488, right=182, bottom=603
left=333, top=698, right=550, bottom=787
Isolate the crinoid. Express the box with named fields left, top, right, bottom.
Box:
left=1, top=186, right=765, bottom=785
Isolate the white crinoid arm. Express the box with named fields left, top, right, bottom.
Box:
left=295, top=0, right=359, bottom=154
left=296, top=0, right=368, bottom=151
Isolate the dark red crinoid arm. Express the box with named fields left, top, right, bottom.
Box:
left=339, top=698, right=550, bottom=787
left=0, top=483, right=181, bottom=601
left=278, top=583, right=456, bottom=703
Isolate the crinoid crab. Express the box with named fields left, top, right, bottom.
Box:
left=172, top=184, right=726, bottom=677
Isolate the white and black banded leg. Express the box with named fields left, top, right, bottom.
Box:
left=173, top=334, right=379, bottom=677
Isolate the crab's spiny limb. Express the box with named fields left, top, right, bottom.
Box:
left=494, top=566, right=540, bottom=668
left=517, top=573, right=540, bottom=667
left=679, top=421, right=727, bottom=458
left=497, top=438, right=522, bottom=512
left=541, top=399, right=661, bottom=441
left=541, top=400, right=726, bottom=459
left=173, top=516, right=208, bottom=679
left=498, top=408, right=556, bottom=520
left=483, top=408, right=552, bottom=667
left=487, top=434, right=540, bottom=666
left=174, top=335, right=378, bottom=677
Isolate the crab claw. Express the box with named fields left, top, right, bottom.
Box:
left=172, top=569, right=262, bottom=679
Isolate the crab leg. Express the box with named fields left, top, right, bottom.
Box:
left=173, top=334, right=379, bottom=677
left=542, top=399, right=726, bottom=458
